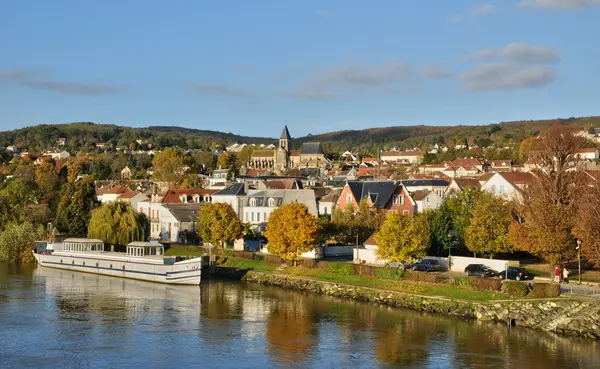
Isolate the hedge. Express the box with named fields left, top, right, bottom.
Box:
left=405, top=271, right=448, bottom=284
left=469, top=277, right=502, bottom=292
left=501, top=280, right=530, bottom=298
left=375, top=267, right=404, bottom=281
left=327, top=262, right=357, bottom=276
left=451, top=276, right=472, bottom=288
left=529, top=283, right=561, bottom=298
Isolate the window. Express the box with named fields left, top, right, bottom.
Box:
left=490, top=185, right=496, bottom=193
left=347, top=194, right=352, bottom=204
left=257, top=212, right=260, bottom=222
left=400, top=196, right=404, bottom=205
left=268, top=198, right=275, bottom=207
left=499, top=185, right=505, bottom=194
left=426, top=197, right=430, bottom=203
left=249, top=198, right=256, bottom=206
left=323, top=206, right=328, bottom=214
left=251, top=212, right=254, bottom=222
left=264, top=212, right=267, bottom=221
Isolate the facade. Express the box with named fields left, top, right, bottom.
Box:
left=336, top=181, right=416, bottom=215
left=318, top=191, right=339, bottom=216
left=242, top=189, right=318, bottom=232
left=211, top=183, right=247, bottom=219
left=411, top=190, right=443, bottom=212
left=401, top=179, right=450, bottom=197
left=381, top=150, right=424, bottom=165
left=576, top=148, right=599, bottom=161
left=443, top=177, right=482, bottom=197
left=481, top=172, right=537, bottom=202
left=121, top=166, right=132, bottom=180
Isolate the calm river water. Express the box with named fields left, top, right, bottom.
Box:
left=1, top=263, right=599, bottom=369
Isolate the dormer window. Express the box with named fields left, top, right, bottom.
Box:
left=193, top=195, right=200, bottom=203
left=249, top=198, right=257, bottom=206
left=179, top=195, right=187, bottom=203
left=268, top=198, right=275, bottom=207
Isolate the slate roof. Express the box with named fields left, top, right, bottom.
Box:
left=245, top=189, right=285, bottom=207
left=401, top=179, right=450, bottom=187
left=162, top=203, right=203, bottom=222
left=300, top=142, right=324, bottom=155
left=280, top=125, right=291, bottom=140
left=411, top=189, right=432, bottom=201
left=346, top=180, right=398, bottom=209
left=213, top=183, right=246, bottom=196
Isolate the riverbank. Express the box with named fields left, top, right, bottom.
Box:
left=243, top=270, right=600, bottom=339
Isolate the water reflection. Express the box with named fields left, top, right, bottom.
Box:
left=0, top=263, right=598, bottom=369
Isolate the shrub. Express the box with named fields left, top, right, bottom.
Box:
left=224, top=250, right=235, bottom=257
left=327, top=262, right=356, bottom=276
left=317, top=261, right=329, bottom=271
left=356, top=264, right=378, bottom=278
left=265, top=255, right=283, bottom=265
left=501, top=281, right=530, bottom=298
left=452, top=276, right=472, bottom=288
left=405, top=271, right=447, bottom=284
left=469, top=277, right=502, bottom=292
left=234, top=250, right=254, bottom=260
left=375, top=267, right=404, bottom=281
left=253, top=253, right=265, bottom=261
left=529, top=283, right=561, bottom=298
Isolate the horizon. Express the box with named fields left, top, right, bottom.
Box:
left=1, top=1, right=599, bottom=136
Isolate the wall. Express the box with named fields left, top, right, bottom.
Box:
left=323, top=245, right=355, bottom=257
left=353, top=252, right=514, bottom=272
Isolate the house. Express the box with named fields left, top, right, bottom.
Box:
left=381, top=150, right=424, bottom=165
left=486, top=160, right=512, bottom=172
left=57, top=137, right=67, bottom=146
left=42, top=150, right=70, bottom=160
left=96, top=185, right=149, bottom=210
left=401, top=179, right=450, bottom=197
left=318, top=191, right=340, bottom=216
left=159, top=188, right=217, bottom=204
left=360, top=156, right=380, bottom=166
left=95, top=142, right=107, bottom=149
left=341, top=151, right=358, bottom=162
left=481, top=172, right=537, bottom=202
left=211, top=183, right=247, bottom=219
left=242, top=189, right=318, bottom=232
left=411, top=190, right=443, bottom=212
left=157, top=203, right=203, bottom=243
left=443, top=177, right=482, bottom=197
left=575, top=148, right=599, bottom=161
left=121, top=166, right=132, bottom=180
left=6, top=145, right=19, bottom=153
left=336, top=181, right=417, bottom=215
left=208, top=169, right=231, bottom=189
left=119, top=191, right=150, bottom=210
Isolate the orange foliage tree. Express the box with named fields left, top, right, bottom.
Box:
left=265, top=203, right=317, bottom=261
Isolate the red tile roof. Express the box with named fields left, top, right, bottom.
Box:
left=105, top=185, right=130, bottom=195
left=577, top=148, right=598, bottom=153
left=500, top=172, right=537, bottom=186
left=160, top=189, right=218, bottom=203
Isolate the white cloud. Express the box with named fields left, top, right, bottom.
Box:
left=188, top=83, right=252, bottom=97
left=519, top=0, right=600, bottom=9
left=421, top=63, right=454, bottom=78
left=0, top=69, right=124, bottom=94
left=459, top=62, right=556, bottom=90
left=469, top=42, right=561, bottom=63
left=471, top=4, right=497, bottom=16
left=283, top=60, right=413, bottom=100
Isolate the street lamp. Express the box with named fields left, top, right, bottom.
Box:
left=576, top=239, right=582, bottom=285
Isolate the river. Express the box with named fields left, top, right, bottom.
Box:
left=1, top=263, right=599, bottom=368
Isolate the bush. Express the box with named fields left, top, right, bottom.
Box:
left=327, top=262, right=356, bottom=276
left=356, top=264, right=378, bottom=278
left=233, top=250, right=254, bottom=260
left=265, top=255, right=283, bottom=265
left=529, top=283, right=561, bottom=298
left=224, top=250, right=235, bottom=257
left=298, top=259, right=317, bottom=268
left=469, top=277, right=502, bottom=292
left=317, top=261, right=329, bottom=271
left=253, top=253, right=265, bottom=261
left=375, top=267, right=404, bottom=281
left=501, top=281, right=530, bottom=298
left=452, top=276, right=472, bottom=288
left=405, top=271, right=447, bottom=284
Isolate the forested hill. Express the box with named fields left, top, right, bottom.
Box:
left=1, top=116, right=599, bottom=153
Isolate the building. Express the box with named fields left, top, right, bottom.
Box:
left=121, top=166, right=132, bottom=180
left=443, top=177, right=482, bottom=197
left=336, top=181, right=417, bottom=215
left=242, top=189, right=318, bottom=232
left=381, top=150, right=424, bottom=165
left=211, top=183, right=247, bottom=219
left=576, top=148, right=599, bottom=161
left=481, top=172, right=537, bottom=202
left=411, top=190, right=443, bottom=212
left=208, top=169, right=230, bottom=189
left=96, top=185, right=149, bottom=210
left=318, top=191, right=340, bottom=216
left=401, top=179, right=450, bottom=197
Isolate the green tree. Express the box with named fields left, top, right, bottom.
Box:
left=196, top=203, right=243, bottom=250
left=152, top=148, right=185, bottom=187
left=265, top=203, right=317, bottom=261
left=0, top=221, right=46, bottom=263
left=424, top=208, right=454, bottom=256
left=88, top=202, right=149, bottom=246
left=443, top=188, right=484, bottom=247
left=235, top=146, right=255, bottom=168
left=55, top=177, right=98, bottom=235
left=35, top=161, right=59, bottom=194
left=465, top=193, right=512, bottom=257
left=332, top=199, right=384, bottom=245
left=217, top=152, right=237, bottom=180
left=375, top=212, right=430, bottom=263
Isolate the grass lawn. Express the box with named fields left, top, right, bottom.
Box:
left=165, top=245, right=205, bottom=257
left=219, top=257, right=276, bottom=272
left=281, top=266, right=505, bottom=301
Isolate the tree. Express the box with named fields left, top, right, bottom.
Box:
left=0, top=178, right=40, bottom=213
left=465, top=193, right=512, bottom=257
left=152, top=148, right=185, bottom=187
left=196, top=203, right=243, bottom=250
left=332, top=199, right=385, bottom=245
left=443, top=188, right=484, bottom=248
left=55, top=177, right=99, bottom=235
left=424, top=208, right=453, bottom=256
left=573, top=183, right=600, bottom=266
left=375, top=212, right=430, bottom=263
left=217, top=152, right=237, bottom=180
left=235, top=146, right=255, bottom=168
left=0, top=221, right=46, bottom=264
left=509, top=126, right=584, bottom=265
left=519, top=137, right=537, bottom=159
left=265, top=203, right=317, bottom=261
left=88, top=202, right=149, bottom=246
left=35, top=161, right=59, bottom=194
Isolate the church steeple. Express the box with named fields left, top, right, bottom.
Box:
left=279, top=125, right=291, bottom=152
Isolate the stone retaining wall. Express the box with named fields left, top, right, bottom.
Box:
left=243, top=271, right=600, bottom=339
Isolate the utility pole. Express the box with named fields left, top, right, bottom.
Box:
left=577, top=239, right=582, bottom=285
left=355, top=233, right=359, bottom=264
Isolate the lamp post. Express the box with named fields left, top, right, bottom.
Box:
left=576, top=239, right=582, bottom=285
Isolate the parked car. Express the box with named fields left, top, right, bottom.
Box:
left=385, top=261, right=414, bottom=270
left=412, top=259, right=440, bottom=272
left=497, top=267, right=531, bottom=281
left=464, top=264, right=498, bottom=277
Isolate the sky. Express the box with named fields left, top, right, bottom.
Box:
left=1, top=0, right=600, bottom=138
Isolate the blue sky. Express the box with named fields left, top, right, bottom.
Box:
left=1, top=0, right=599, bottom=137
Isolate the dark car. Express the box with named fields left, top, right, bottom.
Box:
left=497, top=267, right=531, bottom=281
left=464, top=264, right=498, bottom=277
left=412, top=259, right=440, bottom=272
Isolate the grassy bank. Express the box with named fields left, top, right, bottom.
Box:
left=219, top=257, right=276, bottom=272
left=165, top=245, right=205, bottom=257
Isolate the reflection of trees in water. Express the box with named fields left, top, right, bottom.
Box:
left=0, top=263, right=35, bottom=289
left=265, top=292, right=318, bottom=367
left=200, top=281, right=244, bottom=320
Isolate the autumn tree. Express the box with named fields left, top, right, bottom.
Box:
left=519, top=136, right=537, bottom=159
left=265, top=203, right=317, bottom=261
left=375, top=212, right=430, bottom=263
left=465, top=193, right=512, bottom=257
left=0, top=221, right=46, bottom=264
left=88, top=202, right=149, bottom=246
left=196, top=203, right=243, bottom=250
left=332, top=199, right=385, bottom=245
left=235, top=145, right=255, bottom=168
left=152, top=148, right=185, bottom=188
left=55, top=177, right=98, bottom=235
left=442, top=188, right=484, bottom=248
left=509, top=126, right=585, bottom=265
left=35, top=161, right=59, bottom=194
left=217, top=152, right=237, bottom=180
left=574, top=183, right=600, bottom=266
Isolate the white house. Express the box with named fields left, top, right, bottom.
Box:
left=96, top=185, right=149, bottom=210
left=121, top=166, right=132, bottom=180
left=381, top=150, right=424, bottom=165
left=211, top=183, right=246, bottom=219
left=209, top=169, right=231, bottom=189
left=481, top=172, right=537, bottom=202
left=575, top=148, right=599, bottom=161
left=318, top=191, right=339, bottom=216
left=42, top=150, right=70, bottom=160
left=411, top=190, right=443, bottom=213
left=401, top=179, right=450, bottom=197
left=242, top=189, right=318, bottom=232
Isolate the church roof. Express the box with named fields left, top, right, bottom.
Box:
left=300, top=142, right=324, bottom=155
left=251, top=149, right=275, bottom=158
left=280, top=125, right=291, bottom=140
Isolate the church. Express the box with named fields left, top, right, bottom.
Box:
left=249, top=126, right=329, bottom=173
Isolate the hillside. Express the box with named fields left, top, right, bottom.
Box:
left=1, top=116, right=599, bottom=154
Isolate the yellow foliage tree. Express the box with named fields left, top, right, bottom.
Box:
left=465, top=193, right=512, bottom=257
left=196, top=203, right=243, bottom=249
left=152, top=148, right=185, bottom=188
left=375, top=212, right=430, bottom=263
left=265, top=203, right=317, bottom=261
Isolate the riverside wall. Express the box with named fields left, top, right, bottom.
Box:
left=243, top=271, right=600, bottom=339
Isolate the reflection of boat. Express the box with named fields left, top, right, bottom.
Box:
left=33, top=239, right=202, bottom=285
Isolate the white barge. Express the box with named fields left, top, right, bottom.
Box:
left=33, top=238, right=202, bottom=285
